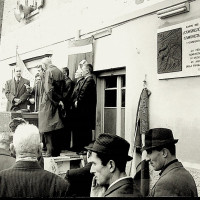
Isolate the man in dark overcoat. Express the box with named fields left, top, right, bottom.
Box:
left=74, top=63, right=96, bottom=152
left=144, top=128, right=198, bottom=197
left=38, top=57, right=65, bottom=157
left=5, top=66, right=30, bottom=111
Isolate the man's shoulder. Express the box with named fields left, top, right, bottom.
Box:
left=105, top=177, right=142, bottom=197
left=6, top=79, right=13, bottom=84
left=21, top=77, right=30, bottom=83
left=42, top=169, right=69, bottom=183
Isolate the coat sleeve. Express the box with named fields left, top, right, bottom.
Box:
left=44, top=70, right=64, bottom=107
left=5, top=80, right=15, bottom=103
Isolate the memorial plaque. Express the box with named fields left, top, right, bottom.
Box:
left=157, top=18, right=200, bottom=79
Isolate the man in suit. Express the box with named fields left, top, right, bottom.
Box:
left=38, top=57, right=65, bottom=157
left=5, top=66, right=30, bottom=111
left=144, top=128, right=198, bottom=197
left=70, top=62, right=85, bottom=152
left=0, top=132, right=15, bottom=171
left=28, top=73, right=42, bottom=112
left=0, top=123, right=70, bottom=197
left=61, top=67, right=74, bottom=150
left=87, top=133, right=142, bottom=197
left=74, top=63, right=96, bottom=153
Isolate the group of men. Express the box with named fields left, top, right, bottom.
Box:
left=5, top=57, right=97, bottom=157
left=2, top=56, right=198, bottom=197
left=0, top=119, right=198, bottom=197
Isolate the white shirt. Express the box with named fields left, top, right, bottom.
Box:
left=108, top=176, right=132, bottom=189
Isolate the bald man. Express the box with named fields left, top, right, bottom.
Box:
left=5, top=66, right=30, bottom=111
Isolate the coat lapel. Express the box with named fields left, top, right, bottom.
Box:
left=104, top=178, right=132, bottom=197
left=12, top=79, right=17, bottom=96
left=151, top=161, right=183, bottom=192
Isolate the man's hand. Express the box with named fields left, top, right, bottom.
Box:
left=14, top=99, right=22, bottom=105
left=24, top=84, right=32, bottom=93
left=90, top=176, right=106, bottom=197
left=74, top=101, right=78, bottom=108
left=59, top=101, right=64, bottom=110
left=29, top=98, right=35, bottom=104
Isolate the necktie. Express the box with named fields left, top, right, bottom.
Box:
left=16, top=79, right=20, bottom=93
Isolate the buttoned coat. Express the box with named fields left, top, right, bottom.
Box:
left=104, top=177, right=142, bottom=197
left=5, top=77, right=30, bottom=111
left=150, top=161, right=198, bottom=197
left=0, top=148, right=15, bottom=171
left=77, top=75, right=96, bottom=130
left=0, top=161, right=69, bottom=197
left=39, top=65, right=65, bottom=133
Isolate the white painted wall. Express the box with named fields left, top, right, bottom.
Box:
left=0, top=0, right=200, bottom=166
left=93, top=1, right=200, bottom=165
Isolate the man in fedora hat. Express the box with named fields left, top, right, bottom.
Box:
left=86, top=133, right=142, bottom=197
left=143, top=128, right=197, bottom=197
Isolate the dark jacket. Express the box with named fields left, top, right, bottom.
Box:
left=0, top=148, right=15, bottom=171
left=76, top=75, right=96, bottom=130
left=65, top=162, right=93, bottom=197
left=63, top=77, right=74, bottom=112
left=5, top=77, right=30, bottom=111
left=104, top=177, right=142, bottom=197
left=39, top=65, right=65, bottom=133
left=150, top=161, right=198, bottom=197
left=0, top=161, right=70, bottom=197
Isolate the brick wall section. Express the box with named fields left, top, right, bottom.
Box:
left=0, top=0, right=5, bottom=44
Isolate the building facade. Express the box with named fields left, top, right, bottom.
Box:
left=0, top=0, right=200, bottom=194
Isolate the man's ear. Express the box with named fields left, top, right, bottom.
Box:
left=10, top=143, right=16, bottom=156
left=162, top=148, right=168, bottom=158
left=37, top=143, right=43, bottom=156
left=108, top=160, right=116, bottom=173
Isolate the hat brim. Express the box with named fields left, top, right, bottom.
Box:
left=142, top=139, right=178, bottom=151
left=85, top=146, right=133, bottom=161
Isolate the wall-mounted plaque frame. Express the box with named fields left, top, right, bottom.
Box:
left=157, top=18, right=200, bottom=79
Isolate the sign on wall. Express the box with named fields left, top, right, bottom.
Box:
left=157, top=18, right=200, bottom=79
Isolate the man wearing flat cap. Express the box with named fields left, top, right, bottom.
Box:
left=87, top=133, right=142, bottom=197
left=144, top=128, right=197, bottom=197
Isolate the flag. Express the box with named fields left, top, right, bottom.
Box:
left=130, top=88, right=151, bottom=196
left=16, top=52, right=35, bottom=87
left=67, top=37, right=93, bottom=80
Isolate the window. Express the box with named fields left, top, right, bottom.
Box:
left=96, top=69, right=126, bottom=138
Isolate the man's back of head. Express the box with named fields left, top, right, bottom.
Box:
left=11, top=124, right=42, bottom=159
left=41, top=57, right=52, bottom=68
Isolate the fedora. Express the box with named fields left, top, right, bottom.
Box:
left=85, top=133, right=132, bottom=161
left=142, top=128, right=178, bottom=151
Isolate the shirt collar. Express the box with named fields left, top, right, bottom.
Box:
left=108, top=176, right=131, bottom=189
left=15, top=77, right=21, bottom=81
left=84, top=74, right=91, bottom=79
left=159, top=159, right=178, bottom=176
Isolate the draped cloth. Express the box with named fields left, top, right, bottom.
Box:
left=130, top=88, right=151, bottom=197
left=16, top=52, right=35, bottom=87
left=67, top=37, right=94, bottom=81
